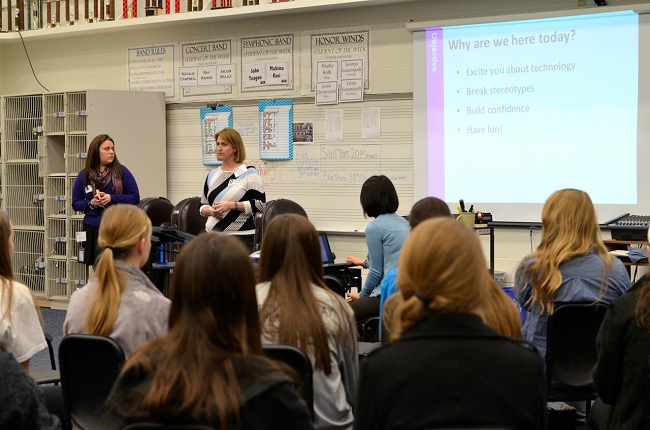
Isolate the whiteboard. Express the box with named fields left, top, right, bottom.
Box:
left=166, top=96, right=414, bottom=231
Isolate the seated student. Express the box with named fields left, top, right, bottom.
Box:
left=256, top=214, right=358, bottom=430
left=378, top=197, right=451, bottom=340
left=515, top=189, right=630, bottom=424
left=382, top=261, right=523, bottom=342
left=0, top=210, right=48, bottom=371
left=63, top=205, right=170, bottom=357
left=0, top=211, right=63, bottom=429
left=515, top=189, right=630, bottom=361
left=0, top=350, right=61, bottom=430
left=345, top=176, right=410, bottom=321
left=354, top=219, right=545, bottom=430
left=591, top=231, right=650, bottom=429
left=105, top=232, right=314, bottom=429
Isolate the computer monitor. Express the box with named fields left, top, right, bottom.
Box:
left=318, top=232, right=335, bottom=264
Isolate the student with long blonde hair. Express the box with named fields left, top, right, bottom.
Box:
left=355, top=218, right=545, bottom=430
left=0, top=210, right=61, bottom=428
left=106, top=232, right=313, bottom=429
left=63, top=205, right=169, bottom=357
left=257, top=214, right=358, bottom=430
left=0, top=210, right=48, bottom=370
left=515, top=188, right=630, bottom=361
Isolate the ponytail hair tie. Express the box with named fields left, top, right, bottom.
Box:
left=414, top=292, right=432, bottom=305
left=0, top=210, right=8, bottom=222
left=105, top=246, right=115, bottom=251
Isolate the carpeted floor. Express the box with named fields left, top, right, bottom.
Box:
left=31, top=307, right=66, bottom=370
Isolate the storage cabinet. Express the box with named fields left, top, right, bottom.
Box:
left=1, top=89, right=166, bottom=308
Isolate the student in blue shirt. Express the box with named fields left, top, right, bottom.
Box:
left=346, top=175, right=409, bottom=322
left=515, top=188, right=630, bottom=363
left=515, top=188, right=630, bottom=426
left=379, top=197, right=451, bottom=340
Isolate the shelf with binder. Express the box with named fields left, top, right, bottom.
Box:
left=0, top=0, right=413, bottom=39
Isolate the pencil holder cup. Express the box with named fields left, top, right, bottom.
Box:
left=457, top=213, right=475, bottom=228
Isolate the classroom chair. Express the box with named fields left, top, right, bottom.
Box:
left=546, top=302, right=608, bottom=418
left=253, top=199, right=308, bottom=251
left=358, top=316, right=380, bottom=342
left=323, top=274, right=348, bottom=297
left=122, top=424, right=213, bottom=430
left=262, top=343, right=314, bottom=422
left=59, top=334, right=126, bottom=430
left=28, top=330, right=62, bottom=385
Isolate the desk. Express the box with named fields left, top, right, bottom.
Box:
left=149, top=261, right=361, bottom=298
left=604, top=240, right=648, bottom=279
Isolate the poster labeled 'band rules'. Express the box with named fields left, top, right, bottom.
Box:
left=128, top=44, right=176, bottom=98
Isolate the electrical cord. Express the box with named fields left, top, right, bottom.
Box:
left=17, top=30, right=50, bottom=92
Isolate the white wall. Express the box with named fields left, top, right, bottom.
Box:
left=1, top=0, right=647, bottom=283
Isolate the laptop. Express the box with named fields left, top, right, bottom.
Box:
left=318, top=232, right=353, bottom=268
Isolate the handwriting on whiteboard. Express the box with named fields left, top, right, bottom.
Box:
left=250, top=145, right=409, bottom=188
left=250, top=159, right=277, bottom=186
left=320, top=146, right=380, bottom=160
left=292, top=145, right=383, bottom=185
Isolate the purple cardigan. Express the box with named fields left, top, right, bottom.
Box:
left=72, top=166, right=140, bottom=227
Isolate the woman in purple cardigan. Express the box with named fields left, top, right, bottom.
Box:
left=72, top=134, right=140, bottom=266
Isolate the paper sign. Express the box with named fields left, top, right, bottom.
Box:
left=316, top=82, right=339, bottom=105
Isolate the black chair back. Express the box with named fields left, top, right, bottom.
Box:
left=59, top=334, right=126, bottom=430
left=546, top=302, right=608, bottom=387
left=122, top=424, right=213, bottom=430
left=429, top=427, right=515, bottom=429
left=546, top=302, right=608, bottom=416
left=262, top=344, right=314, bottom=421
left=170, top=197, right=205, bottom=237
left=324, top=274, right=347, bottom=297
left=254, top=199, right=308, bottom=251
left=138, top=197, right=174, bottom=227
left=430, top=427, right=515, bottom=429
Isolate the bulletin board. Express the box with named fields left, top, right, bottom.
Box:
left=166, top=95, right=414, bottom=232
